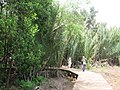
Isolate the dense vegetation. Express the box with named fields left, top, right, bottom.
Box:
left=0, top=0, right=120, bottom=89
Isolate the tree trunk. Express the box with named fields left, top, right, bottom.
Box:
left=6, top=61, right=12, bottom=88
left=118, top=56, right=120, bottom=66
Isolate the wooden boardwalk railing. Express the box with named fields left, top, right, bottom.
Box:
left=38, top=66, right=79, bottom=81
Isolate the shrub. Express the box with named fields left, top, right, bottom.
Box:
left=20, top=80, right=35, bottom=90
left=33, top=76, right=46, bottom=85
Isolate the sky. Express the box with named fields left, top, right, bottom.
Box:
left=91, top=0, right=120, bottom=28
left=59, top=0, right=120, bottom=28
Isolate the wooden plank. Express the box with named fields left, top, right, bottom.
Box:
left=42, top=67, right=78, bottom=80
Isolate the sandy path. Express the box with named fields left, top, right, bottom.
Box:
left=71, top=69, right=113, bottom=90
left=60, top=67, right=113, bottom=90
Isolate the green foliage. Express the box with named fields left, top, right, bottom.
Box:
left=58, top=1, right=120, bottom=68
left=20, top=80, right=35, bottom=90
left=0, top=0, right=55, bottom=87
left=33, top=76, right=46, bottom=85
left=10, top=0, right=42, bottom=80
left=83, top=22, right=120, bottom=67
left=15, top=76, right=46, bottom=90
left=0, top=0, right=120, bottom=88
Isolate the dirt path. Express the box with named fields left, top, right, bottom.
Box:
left=41, top=67, right=116, bottom=90
left=93, top=66, right=120, bottom=90
left=69, top=69, right=113, bottom=90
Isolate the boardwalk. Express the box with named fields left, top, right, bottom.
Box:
left=61, top=67, right=113, bottom=90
